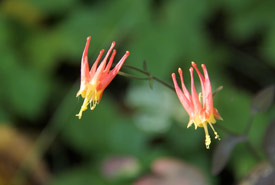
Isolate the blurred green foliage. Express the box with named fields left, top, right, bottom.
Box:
left=0, top=0, right=274, bottom=184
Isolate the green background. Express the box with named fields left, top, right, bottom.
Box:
left=0, top=0, right=274, bottom=184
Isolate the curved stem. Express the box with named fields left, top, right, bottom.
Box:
left=151, top=76, right=174, bottom=91
left=121, top=64, right=223, bottom=93
left=123, top=64, right=150, bottom=75
left=118, top=71, right=151, bottom=80
left=122, top=65, right=175, bottom=91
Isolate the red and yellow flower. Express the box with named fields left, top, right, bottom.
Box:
left=172, top=62, right=222, bottom=149
left=76, top=36, right=129, bottom=119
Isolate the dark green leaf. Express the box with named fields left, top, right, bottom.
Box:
left=0, top=53, right=50, bottom=119
left=50, top=167, right=105, bottom=185
left=251, top=85, right=275, bottom=115
left=262, top=120, right=275, bottom=166
left=212, top=135, right=246, bottom=175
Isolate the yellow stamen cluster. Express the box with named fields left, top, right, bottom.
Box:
left=202, top=122, right=220, bottom=149
left=76, top=84, right=102, bottom=119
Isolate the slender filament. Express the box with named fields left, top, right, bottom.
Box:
left=209, top=122, right=220, bottom=140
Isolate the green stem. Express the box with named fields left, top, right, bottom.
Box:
left=151, top=76, right=174, bottom=91
left=123, top=64, right=151, bottom=75
left=122, top=65, right=174, bottom=91
left=118, top=71, right=151, bottom=80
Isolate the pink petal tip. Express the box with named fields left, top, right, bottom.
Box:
left=111, top=41, right=116, bottom=47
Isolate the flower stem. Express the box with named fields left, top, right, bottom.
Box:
left=151, top=76, right=174, bottom=91
left=118, top=71, right=151, bottom=80
left=121, top=64, right=175, bottom=91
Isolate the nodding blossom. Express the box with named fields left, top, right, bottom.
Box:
left=76, top=36, right=129, bottom=119
left=172, top=62, right=222, bottom=149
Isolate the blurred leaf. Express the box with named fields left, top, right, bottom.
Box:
left=251, top=85, right=275, bottom=115
left=0, top=52, right=50, bottom=120
left=8, top=70, right=50, bottom=119
left=212, top=135, right=246, bottom=175
left=28, top=0, right=77, bottom=14
left=215, top=86, right=251, bottom=134
left=0, top=16, right=12, bottom=48
left=50, top=167, right=105, bottom=185
left=126, top=83, right=184, bottom=134
left=166, top=123, right=205, bottom=158
left=248, top=113, right=271, bottom=151
left=262, top=120, right=275, bottom=166
left=231, top=144, right=259, bottom=178
left=225, top=0, right=275, bottom=40
left=128, top=0, right=220, bottom=78
left=56, top=0, right=145, bottom=58
left=25, top=30, right=69, bottom=74
left=50, top=165, right=131, bottom=185
left=238, top=163, right=275, bottom=185
left=62, top=94, right=148, bottom=156
left=262, top=26, right=275, bottom=67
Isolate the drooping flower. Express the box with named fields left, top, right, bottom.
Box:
left=172, top=62, right=222, bottom=149
left=76, top=36, right=130, bottom=119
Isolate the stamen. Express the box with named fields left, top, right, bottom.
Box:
left=205, top=135, right=211, bottom=149
left=209, top=123, right=220, bottom=140
left=202, top=122, right=211, bottom=149
left=194, top=123, right=198, bottom=130
left=187, top=120, right=193, bottom=128
left=89, top=99, right=95, bottom=110
left=76, top=97, right=89, bottom=119
left=91, top=99, right=97, bottom=110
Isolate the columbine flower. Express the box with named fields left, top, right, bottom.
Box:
left=76, top=36, right=129, bottom=119
left=172, top=62, right=222, bottom=149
